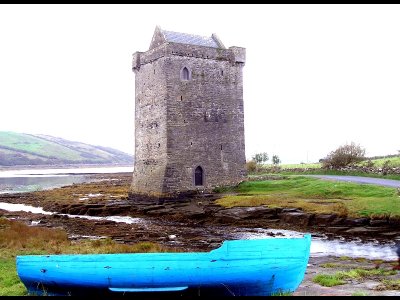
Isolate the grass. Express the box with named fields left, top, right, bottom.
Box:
left=278, top=169, right=400, bottom=181
left=267, top=163, right=322, bottom=169
left=215, top=176, right=400, bottom=218
left=0, top=131, right=84, bottom=161
left=312, top=274, right=346, bottom=287
left=358, top=156, right=400, bottom=168
left=0, top=217, right=177, bottom=296
left=320, top=263, right=348, bottom=268
left=376, top=279, right=400, bottom=290
left=29, top=177, right=130, bottom=206
left=270, top=289, right=293, bottom=296
left=312, top=268, right=397, bottom=287
left=351, top=291, right=369, bottom=296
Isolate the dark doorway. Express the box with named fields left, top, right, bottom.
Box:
left=194, top=166, right=203, bottom=186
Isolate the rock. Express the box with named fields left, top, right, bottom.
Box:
left=213, top=206, right=277, bottom=220
left=184, top=211, right=206, bottom=219
left=104, top=205, right=132, bottom=215
left=369, top=219, right=389, bottom=226
left=344, top=227, right=378, bottom=234
left=137, top=205, right=166, bottom=213
left=331, top=217, right=346, bottom=225
left=281, top=208, right=302, bottom=213
left=67, top=206, right=84, bottom=214
left=310, top=214, right=338, bottom=226
left=279, top=212, right=314, bottom=227
left=388, top=217, right=400, bottom=226
left=343, top=217, right=369, bottom=226
left=380, top=231, right=400, bottom=237
left=84, top=204, right=105, bottom=209
left=325, top=226, right=351, bottom=233
left=86, top=207, right=105, bottom=216
left=146, top=208, right=176, bottom=216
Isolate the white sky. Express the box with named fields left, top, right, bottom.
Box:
left=0, top=4, right=399, bottom=164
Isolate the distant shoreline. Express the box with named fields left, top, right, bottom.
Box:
left=0, top=163, right=133, bottom=171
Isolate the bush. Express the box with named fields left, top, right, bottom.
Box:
left=246, top=160, right=257, bottom=173
left=322, top=142, right=366, bottom=169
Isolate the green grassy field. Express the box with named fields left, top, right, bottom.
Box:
left=279, top=163, right=322, bottom=169
left=0, top=131, right=84, bottom=160
left=216, top=176, right=400, bottom=219
left=358, top=156, right=400, bottom=168
left=0, top=131, right=133, bottom=166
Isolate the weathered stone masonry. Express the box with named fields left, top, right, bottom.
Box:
left=130, top=26, right=246, bottom=199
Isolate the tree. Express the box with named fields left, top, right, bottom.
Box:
left=322, top=142, right=366, bottom=169
left=252, top=152, right=269, bottom=165
left=272, top=155, right=281, bottom=165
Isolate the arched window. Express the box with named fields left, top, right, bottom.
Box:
left=194, top=166, right=203, bottom=186
left=181, top=67, right=190, bottom=81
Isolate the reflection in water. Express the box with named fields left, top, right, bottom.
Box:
left=0, top=202, right=397, bottom=260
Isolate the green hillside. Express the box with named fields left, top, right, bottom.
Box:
left=0, top=131, right=133, bottom=167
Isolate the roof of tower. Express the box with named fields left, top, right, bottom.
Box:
left=162, top=30, right=220, bottom=48
left=149, top=26, right=226, bottom=50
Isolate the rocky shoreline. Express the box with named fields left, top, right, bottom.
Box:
left=3, top=176, right=398, bottom=244
left=1, top=172, right=400, bottom=295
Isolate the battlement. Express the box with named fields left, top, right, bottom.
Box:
left=132, top=43, right=246, bottom=72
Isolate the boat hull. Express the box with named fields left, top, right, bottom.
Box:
left=16, top=234, right=311, bottom=296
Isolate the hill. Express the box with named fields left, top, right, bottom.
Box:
left=0, top=131, right=134, bottom=167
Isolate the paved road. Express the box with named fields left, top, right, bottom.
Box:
left=308, top=175, right=400, bottom=188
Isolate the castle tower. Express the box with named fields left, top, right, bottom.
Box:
left=130, top=26, right=246, bottom=200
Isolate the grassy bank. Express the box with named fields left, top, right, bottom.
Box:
left=277, top=169, right=400, bottom=181
left=0, top=218, right=175, bottom=296
left=216, top=176, right=400, bottom=219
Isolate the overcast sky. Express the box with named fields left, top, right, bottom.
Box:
left=0, top=4, right=399, bottom=164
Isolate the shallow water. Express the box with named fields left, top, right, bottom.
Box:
left=0, top=175, right=88, bottom=194
left=0, top=202, right=397, bottom=260
left=0, top=202, right=144, bottom=224
left=0, top=166, right=133, bottom=194
left=0, top=166, right=133, bottom=177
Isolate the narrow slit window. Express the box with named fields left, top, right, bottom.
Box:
left=181, top=67, right=190, bottom=81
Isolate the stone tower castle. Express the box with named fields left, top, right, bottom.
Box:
left=130, top=26, right=246, bottom=200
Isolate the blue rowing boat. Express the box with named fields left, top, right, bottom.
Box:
left=16, top=234, right=311, bottom=296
